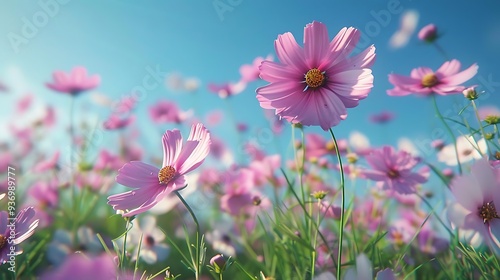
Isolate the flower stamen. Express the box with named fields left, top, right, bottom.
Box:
left=478, top=201, right=500, bottom=224
left=387, top=169, right=400, bottom=179
left=421, top=73, right=439, bottom=87
left=304, top=68, right=326, bottom=90
left=0, top=234, right=6, bottom=249
left=158, top=166, right=176, bottom=184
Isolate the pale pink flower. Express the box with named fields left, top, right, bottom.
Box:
left=41, top=106, right=56, bottom=127
left=108, top=123, right=211, bottom=217
left=103, top=114, right=135, bottom=130
left=40, top=253, right=132, bottom=280
left=208, top=81, right=247, bottom=98
left=387, top=59, right=478, bottom=96
left=305, top=133, right=347, bottom=161
left=448, top=159, right=500, bottom=254
left=389, top=10, right=419, bottom=49
left=360, top=146, right=429, bottom=194
left=33, top=151, right=60, bottom=172
left=437, top=135, right=487, bottom=166
left=94, top=150, right=122, bottom=171
left=110, top=95, right=136, bottom=114
left=478, top=106, right=500, bottom=121
left=0, top=207, right=39, bottom=263
left=149, top=100, right=190, bottom=124
left=16, top=94, right=33, bottom=113
left=418, top=24, right=438, bottom=42
left=46, top=66, right=100, bottom=95
left=256, top=21, right=376, bottom=130
left=239, top=55, right=273, bottom=82
left=126, top=216, right=170, bottom=264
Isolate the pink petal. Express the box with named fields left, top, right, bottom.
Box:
left=162, top=129, right=183, bottom=167
left=440, top=63, right=478, bottom=86
left=274, top=32, right=306, bottom=70
left=175, top=124, right=211, bottom=175
left=259, top=61, right=302, bottom=83
left=303, top=21, right=330, bottom=69
left=329, top=27, right=360, bottom=63
left=116, top=161, right=160, bottom=188
left=436, top=59, right=461, bottom=76
left=256, top=81, right=304, bottom=109
left=450, top=170, right=484, bottom=212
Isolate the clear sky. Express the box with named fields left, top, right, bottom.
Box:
left=2, top=0, right=500, bottom=166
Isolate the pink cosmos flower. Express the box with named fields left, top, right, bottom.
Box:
left=41, top=106, right=56, bottom=127
left=33, top=151, right=60, bottom=172
left=448, top=159, right=500, bottom=254
left=360, top=146, right=429, bottom=194
left=387, top=59, right=478, bottom=96
left=256, top=21, right=376, bottom=130
left=94, top=150, right=122, bottom=171
left=418, top=24, right=438, bottom=42
left=305, top=133, right=348, bottom=161
left=111, top=95, right=136, bottom=114
left=239, top=55, right=273, bottom=83
left=149, top=100, right=190, bottom=124
left=46, top=66, right=100, bottom=95
left=207, top=81, right=247, bottom=99
left=103, top=114, right=135, bottom=130
left=0, top=207, right=39, bottom=263
left=108, top=123, right=211, bottom=217
left=369, top=111, right=395, bottom=124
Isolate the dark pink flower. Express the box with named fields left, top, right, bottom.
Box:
left=256, top=21, right=376, bottom=130
left=46, top=66, right=100, bottom=95
left=448, top=159, right=500, bottom=254
left=0, top=207, right=39, bottom=263
left=369, top=111, right=395, bottom=124
left=103, top=114, right=135, bottom=130
left=108, top=123, right=211, bottom=217
left=149, top=100, right=190, bottom=124
left=418, top=24, right=438, bottom=42
left=387, top=60, right=478, bottom=96
left=360, top=146, right=429, bottom=194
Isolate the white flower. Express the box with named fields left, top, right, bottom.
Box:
left=437, top=136, right=486, bottom=166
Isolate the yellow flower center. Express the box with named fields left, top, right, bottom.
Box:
left=158, top=166, right=176, bottom=184
left=305, top=68, right=325, bottom=89
left=478, top=201, right=500, bottom=224
left=421, top=73, right=439, bottom=87
left=325, top=141, right=336, bottom=151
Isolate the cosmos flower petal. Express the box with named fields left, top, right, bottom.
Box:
left=304, top=21, right=330, bottom=68
left=274, top=32, right=306, bottom=70
left=440, top=63, right=478, bottom=85
left=259, top=61, right=303, bottom=83
left=329, top=27, right=360, bottom=60
left=116, top=161, right=160, bottom=188
left=435, top=59, right=461, bottom=76
left=176, top=124, right=211, bottom=175
left=162, top=129, right=183, bottom=167
left=450, top=167, right=484, bottom=212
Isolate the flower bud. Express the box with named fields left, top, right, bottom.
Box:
left=418, top=24, right=438, bottom=42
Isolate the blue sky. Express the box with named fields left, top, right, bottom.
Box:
left=2, top=0, right=500, bottom=166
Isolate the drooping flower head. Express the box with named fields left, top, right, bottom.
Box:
left=360, top=146, right=429, bottom=195
left=46, top=66, right=100, bottom=96
left=387, top=59, right=478, bottom=96
left=418, top=24, right=438, bottom=42
left=256, top=21, right=376, bottom=130
left=448, top=159, right=500, bottom=254
left=108, top=123, right=211, bottom=217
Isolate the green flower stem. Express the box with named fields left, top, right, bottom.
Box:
left=120, top=217, right=131, bottom=270
left=470, top=100, right=490, bottom=155
left=175, top=190, right=201, bottom=280
left=328, top=128, right=345, bottom=280
left=431, top=95, right=463, bottom=174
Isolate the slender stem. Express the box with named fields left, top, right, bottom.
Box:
left=328, top=128, right=345, bottom=280
left=470, top=100, right=490, bottom=155
left=120, top=218, right=131, bottom=270
left=431, top=95, right=463, bottom=174
left=69, top=97, right=79, bottom=245
left=432, top=42, right=450, bottom=60
left=310, top=200, right=321, bottom=279
left=175, top=190, right=201, bottom=280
